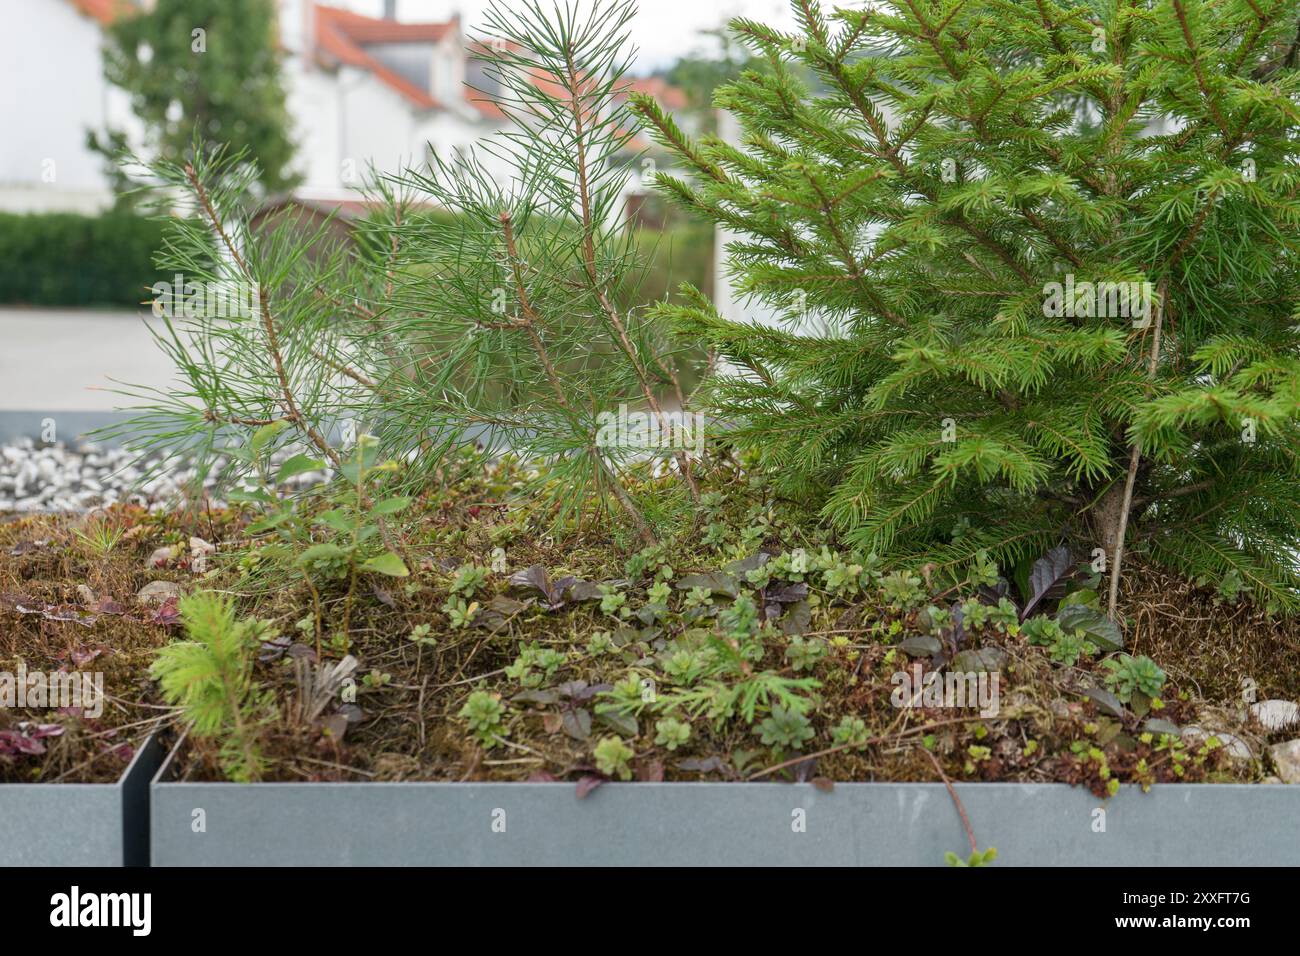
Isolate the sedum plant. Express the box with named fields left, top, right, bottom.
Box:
left=946, top=847, right=999, bottom=867
left=635, top=0, right=1300, bottom=613
left=459, top=690, right=510, bottom=749
left=1101, top=652, right=1168, bottom=702
left=593, top=735, right=636, bottom=779
left=754, top=704, right=816, bottom=751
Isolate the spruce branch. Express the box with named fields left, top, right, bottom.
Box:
left=643, top=0, right=1300, bottom=609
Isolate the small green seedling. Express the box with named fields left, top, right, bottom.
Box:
left=945, top=847, right=998, bottom=867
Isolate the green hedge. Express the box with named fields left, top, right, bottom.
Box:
left=623, top=220, right=714, bottom=310
left=0, top=209, right=166, bottom=308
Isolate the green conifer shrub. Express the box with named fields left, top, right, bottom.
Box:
left=107, top=0, right=698, bottom=546
left=151, top=593, right=277, bottom=782
left=634, top=0, right=1300, bottom=612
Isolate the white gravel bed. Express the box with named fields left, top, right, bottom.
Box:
left=0, top=438, right=329, bottom=513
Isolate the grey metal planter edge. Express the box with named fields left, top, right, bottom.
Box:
left=0, top=732, right=164, bottom=867
left=150, top=737, right=1300, bottom=866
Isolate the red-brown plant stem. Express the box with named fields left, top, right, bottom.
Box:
left=499, top=212, right=656, bottom=546
left=559, top=55, right=700, bottom=501
left=185, top=163, right=341, bottom=471
left=921, top=745, right=978, bottom=855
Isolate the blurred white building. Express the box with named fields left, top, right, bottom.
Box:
left=0, top=0, right=680, bottom=215
left=0, top=0, right=140, bottom=212
left=278, top=0, right=511, bottom=201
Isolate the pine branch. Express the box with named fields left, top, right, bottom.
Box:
left=499, top=211, right=656, bottom=545
left=558, top=52, right=700, bottom=501
left=183, top=161, right=341, bottom=471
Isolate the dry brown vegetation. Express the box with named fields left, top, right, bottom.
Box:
left=3, top=462, right=1298, bottom=791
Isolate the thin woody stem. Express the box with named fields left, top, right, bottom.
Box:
left=499, top=212, right=656, bottom=546
left=1108, top=277, right=1168, bottom=617
left=1106, top=173, right=1217, bottom=618
left=185, top=162, right=341, bottom=471
left=921, top=745, right=978, bottom=856
left=202, top=411, right=290, bottom=428
left=560, top=53, right=700, bottom=500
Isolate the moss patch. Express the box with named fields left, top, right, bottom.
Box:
left=3, top=459, right=1298, bottom=790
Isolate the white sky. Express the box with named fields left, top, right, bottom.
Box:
left=330, top=0, right=800, bottom=71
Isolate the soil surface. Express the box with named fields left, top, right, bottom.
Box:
left=3, top=459, right=1298, bottom=790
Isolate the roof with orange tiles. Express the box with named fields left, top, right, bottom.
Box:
left=313, top=5, right=446, bottom=110
left=64, top=0, right=688, bottom=127
left=623, top=76, right=689, bottom=111
left=67, top=0, right=134, bottom=25
left=317, top=7, right=457, bottom=44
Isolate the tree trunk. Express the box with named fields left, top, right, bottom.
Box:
left=1093, top=480, right=1128, bottom=560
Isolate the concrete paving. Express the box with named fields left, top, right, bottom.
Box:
left=0, top=307, right=176, bottom=442
left=0, top=307, right=176, bottom=411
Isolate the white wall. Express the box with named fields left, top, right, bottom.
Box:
left=416, top=109, right=503, bottom=168
left=292, top=66, right=512, bottom=197
left=337, top=66, right=424, bottom=186
left=283, top=59, right=345, bottom=194
left=712, top=109, right=781, bottom=331
left=278, top=0, right=312, bottom=58
left=0, top=0, right=118, bottom=212
left=430, top=36, right=466, bottom=110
